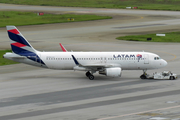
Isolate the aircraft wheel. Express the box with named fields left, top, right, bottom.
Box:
left=89, top=75, right=94, bottom=80
left=170, top=76, right=174, bottom=80
left=140, top=75, right=146, bottom=79
left=86, top=71, right=91, bottom=77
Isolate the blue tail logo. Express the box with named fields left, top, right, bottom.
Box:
left=7, top=26, right=45, bottom=65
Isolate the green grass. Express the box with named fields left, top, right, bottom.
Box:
left=1, top=0, right=180, bottom=11
left=116, top=32, right=180, bottom=42
left=0, top=50, right=18, bottom=66
left=0, top=11, right=112, bottom=27
left=0, top=11, right=111, bottom=66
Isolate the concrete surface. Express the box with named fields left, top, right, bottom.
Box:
left=0, top=4, right=180, bottom=120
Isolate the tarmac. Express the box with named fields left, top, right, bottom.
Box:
left=0, top=3, right=180, bottom=120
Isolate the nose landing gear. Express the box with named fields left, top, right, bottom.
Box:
left=140, top=70, right=147, bottom=79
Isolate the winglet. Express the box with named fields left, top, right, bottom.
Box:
left=59, top=43, right=68, bottom=52
left=72, top=55, right=80, bottom=66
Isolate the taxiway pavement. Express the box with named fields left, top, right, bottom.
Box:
left=0, top=4, right=180, bottom=120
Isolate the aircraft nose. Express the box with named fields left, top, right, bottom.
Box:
left=163, top=59, right=168, bottom=67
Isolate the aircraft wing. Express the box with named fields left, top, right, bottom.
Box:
left=71, top=55, right=121, bottom=70
left=82, top=64, right=120, bottom=68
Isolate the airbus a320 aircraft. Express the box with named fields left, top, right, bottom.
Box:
left=3, top=26, right=167, bottom=80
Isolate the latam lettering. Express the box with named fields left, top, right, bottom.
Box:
left=113, top=54, right=135, bottom=58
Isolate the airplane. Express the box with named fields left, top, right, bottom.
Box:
left=3, top=26, right=167, bottom=80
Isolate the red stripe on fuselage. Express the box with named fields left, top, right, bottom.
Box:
left=11, top=42, right=26, bottom=47
left=8, top=29, right=20, bottom=34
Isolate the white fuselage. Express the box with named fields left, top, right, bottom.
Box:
left=7, top=51, right=166, bottom=71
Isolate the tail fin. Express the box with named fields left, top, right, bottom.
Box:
left=7, top=26, right=36, bottom=54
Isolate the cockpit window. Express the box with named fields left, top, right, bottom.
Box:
left=154, top=57, right=161, bottom=60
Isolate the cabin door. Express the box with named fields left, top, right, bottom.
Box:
left=144, top=54, right=149, bottom=64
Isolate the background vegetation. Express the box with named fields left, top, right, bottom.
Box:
left=0, top=0, right=180, bottom=66
left=1, top=0, right=180, bottom=11
left=116, top=32, right=180, bottom=42
left=0, top=11, right=111, bottom=65
left=0, top=50, right=18, bottom=66
left=0, top=11, right=111, bottom=27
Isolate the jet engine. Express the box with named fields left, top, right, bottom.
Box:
left=99, top=67, right=122, bottom=77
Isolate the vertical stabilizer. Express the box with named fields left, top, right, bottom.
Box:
left=7, top=26, right=36, bottom=54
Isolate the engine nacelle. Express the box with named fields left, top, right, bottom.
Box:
left=99, top=67, right=122, bottom=77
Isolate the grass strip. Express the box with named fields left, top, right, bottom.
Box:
left=0, top=11, right=111, bottom=66
left=0, top=11, right=112, bottom=27
left=116, top=32, right=180, bottom=42
left=1, top=0, right=180, bottom=11
left=0, top=50, right=18, bottom=66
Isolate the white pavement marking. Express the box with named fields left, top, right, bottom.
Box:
left=97, top=105, right=180, bottom=120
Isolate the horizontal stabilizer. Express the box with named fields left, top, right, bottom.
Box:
left=3, top=52, right=26, bottom=59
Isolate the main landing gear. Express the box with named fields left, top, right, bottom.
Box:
left=86, top=71, right=94, bottom=80
left=140, top=70, right=147, bottom=79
